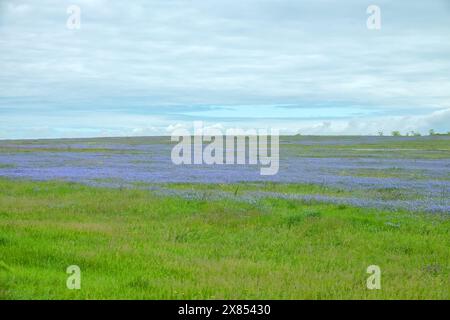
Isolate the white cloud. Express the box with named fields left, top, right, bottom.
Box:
left=0, top=0, right=449, bottom=137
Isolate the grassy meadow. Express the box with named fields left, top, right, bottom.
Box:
left=0, top=178, right=448, bottom=299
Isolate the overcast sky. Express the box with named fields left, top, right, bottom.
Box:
left=1, top=0, right=450, bottom=138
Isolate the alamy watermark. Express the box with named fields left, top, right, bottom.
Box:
left=367, top=5, right=381, bottom=30
left=366, top=265, right=381, bottom=290
left=64, top=5, right=379, bottom=31
left=170, top=122, right=279, bottom=176
left=66, top=5, right=81, bottom=30
left=66, top=265, right=81, bottom=290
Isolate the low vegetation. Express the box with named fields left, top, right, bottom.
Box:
left=0, top=179, right=448, bottom=299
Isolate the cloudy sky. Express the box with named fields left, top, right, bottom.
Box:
left=1, top=0, right=450, bottom=139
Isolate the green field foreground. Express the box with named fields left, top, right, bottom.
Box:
left=0, top=179, right=448, bottom=299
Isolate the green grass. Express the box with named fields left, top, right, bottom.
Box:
left=337, top=168, right=427, bottom=179
left=0, top=163, right=15, bottom=169
left=0, top=147, right=143, bottom=154
left=2, top=135, right=450, bottom=159
left=161, top=182, right=424, bottom=201
left=282, top=136, right=450, bottom=159
left=0, top=178, right=448, bottom=299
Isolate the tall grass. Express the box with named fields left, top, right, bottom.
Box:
left=0, top=179, right=448, bottom=299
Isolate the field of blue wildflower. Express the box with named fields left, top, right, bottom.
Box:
left=0, top=135, right=448, bottom=299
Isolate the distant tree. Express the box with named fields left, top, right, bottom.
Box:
left=411, top=131, right=421, bottom=137
left=391, top=131, right=401, bottom=137
left=378, top=131, right=384, bottom=136
left=429, top=129, right=436, bottom=136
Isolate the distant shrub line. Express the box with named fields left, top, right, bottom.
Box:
left=376, top=129, right=450, bottom=137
